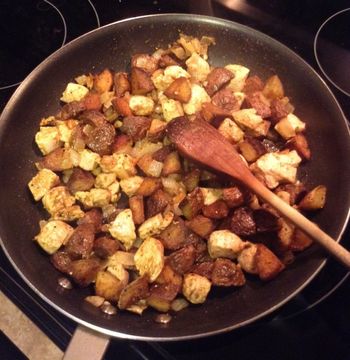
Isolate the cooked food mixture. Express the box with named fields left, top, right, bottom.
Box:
left=28, top=34, right=327, bottom=316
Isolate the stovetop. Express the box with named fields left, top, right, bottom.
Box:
left=0, top=1, right=349, bottom=359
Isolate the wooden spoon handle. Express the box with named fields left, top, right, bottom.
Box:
left=245, top=175, right=350, bottom=268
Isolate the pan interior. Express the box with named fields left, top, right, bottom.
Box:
left=0, top=14, right=349, bottom=340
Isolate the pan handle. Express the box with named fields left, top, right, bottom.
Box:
left=63, top=325, right=110, bottom=360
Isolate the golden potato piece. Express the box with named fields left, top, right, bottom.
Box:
left=298, top=185, right=327, bottom=211
left=95, top=271, right=125, bottom=302
left=263, top=74, right=284, bottom=100
left=134, top=237, right=164, bottom=282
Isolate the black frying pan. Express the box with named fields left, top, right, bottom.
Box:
left=0, top=14, right=350, bottom=342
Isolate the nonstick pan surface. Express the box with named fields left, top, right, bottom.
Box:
left=0, top=14, right=349, bottom=341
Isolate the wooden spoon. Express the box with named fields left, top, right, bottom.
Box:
left=167, top=116, right=350, bottom=269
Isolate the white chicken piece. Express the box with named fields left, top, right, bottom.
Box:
left=158, top=92, right=184, bottom=122
left=234, top=92, right=246, bottom=109
left=109, top=209, right=136, bottom=250
left=250, top=150, right=302, bottom=189
left=35, top=220, right=74, bottom=254
left=120, top=176, right=144, bottom=197
left=79, top=149, right=101, bottom=171
left=182, top=273, right=212, bottom=304
left=138, top=212, right=174, bottom=240
left=225, top=64, right=250, bottom=92
left=274, top=113, right=306, bottom=140
left=185, top=52, right=210, bottom=83
left=107, top=262, right=129, bottom=283
left=134, top=237, right=164, bottom=282
left=164, top=65, right=190, bottom=80
left=208, top=230, right=247, bottom=259
left=95, top=173, right=117, bottom=189
left=152, top=66, right=190, bottom=91
left=60, top=82, right=89, bottom=103
left=129, top=95, right=155, bottom=116
left=199, top=188, right=223, bottom=206
left=183, top=84, right=210, bottom=115
left=35, top=126, right=61, bottom=155
left=131, top=139, right=163, bottom=161
left=75, top=188, right=111, bottom=208
left=232, top=108, right=264, bottom=133
left=28, top=169, right=60, bottom=201
left=108, top=251, right=135, bottom=270
left=42, top=186, right=75, bottom=217
left=218, top=118, right=245, bottom=143
left=100, top=153, right=137, bottom=179
left=237, top=243, right=258, bottom=274
left=56, top=120, right=79, bottom=144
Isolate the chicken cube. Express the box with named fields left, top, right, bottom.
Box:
left=274, top=113, right=306, bottom=140
left=35, top=127, right=61, bottom=155
left=100, top=153, right=137, bottom=179
left=200, top=187, right=223, bottom=205
left=225, top=64, right=250, bottom=92
left=237, top=243, right=258, bottom=274
left=42, top=186, right=75, bottom=217
left=79, top=149, right=101, bottom=171
left=75, top=188, right=111, bottom=208
left=232, top=108, right=264, bottom=134
left=138, top=212, right=174, bottom=240
left=56, top=120, right=79, bottom=144
left=28, top=169, right=60, bottom=201
left=158, top=92, right=184, bottom=122
left=183, top=84, right=211, bottom=115
left=129, top=95, right=155, bottom=116
left=134, top=237, right=164, bottom=282
left=60, top=82, right=89, bottom=103
left=95, top=173, right=117, bottom=189
left=218, top=117, right=245, bottom=143
left=35, top=220, right=74, bottom=254
left=109, top=209, right=136, bottom=250
left=185, top=53, right=210, bottom=83
left=182, top=273, right=211, bottom=304
left=250, top=150, right=302, bottom=189
left=208, top=230, right=247, bottom=259
left=120, top=176, right=144, bottom=197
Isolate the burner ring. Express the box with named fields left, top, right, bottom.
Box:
left=314, top=8, right=350, bottom=97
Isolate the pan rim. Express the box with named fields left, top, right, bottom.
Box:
left=0, top=13, right=350, bottom=341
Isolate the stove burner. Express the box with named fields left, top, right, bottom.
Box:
left=314, top=8, right=350, bottom=97
left=0, top=1, right=66, bottom=90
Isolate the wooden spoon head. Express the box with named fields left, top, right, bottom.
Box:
left=166, top=116, right=253, bottom=183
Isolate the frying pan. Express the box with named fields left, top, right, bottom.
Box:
left=0, top=13, right=350, bottom=353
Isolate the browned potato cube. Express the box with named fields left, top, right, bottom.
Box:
left=114, top=72, right=130, bottom=97
left=164, top=77, right=192, bottom=103
left=147, top=119, right=167, bottom=141
left=263, top=75, right=284, bottom=100
left=156, top=264, right=183, bottom=291
left=277, top=218, right=295, bottom=251
left=93, top=68, right=114, bottom=93
left=136, top=177, right=161, bottom=197
left=65, top=223, right=95, bottom=259
left=83, top=92, right=102, bottom=111
left=131, top=53, right=159, bottom=74
left=118, top=276, right=150, bottom=310
left=238, top=137, right=266, bottom=162
left=93, top=236, right=120, bottom=258
left=179, top=187, right=204, bottom=220
left=183, top=169, right=201, bottom=192
left=112, top=134, right=133, bottom=154
left=67, top=168, right=95, bottom=194
left=205, top=67, right=233, bottom=96
left=255, top=244, right=285, bottom=281
left=277, top=183, right=306, bottom=206
left=222, top=187, right=245, bottom=208
left=167, top=244, right=196, bottom=275
left=200, top=102, right=230, bottom=123
left=129, top=195, right=145, bottom=225
left=120, top=116, right=152, bottom=141
left=39, top=148, right=73, bottom=172
left=298, top=185, right=327, bottom=211
left=287, top=133, right=311, bottom=160
left=243, top=75, right=264, bottom=95
left=290, top=228, right=313, bottom=252
left=69, top=258, right=101, bottom=287
left=270, top=97, right=294, bottom=122
left=137, top=154, right=163, bottom=177
left=211, top=258, right=246, bottom=287
left=162, top=151, right=182, bottom=176
left=186, top=215, right=215, bottom=238
left=159, top=217, right=188, bottom=250
left=112, top=96, right=133, bottom=117
left=95, top=271, right=125, bottom=302
left=159, top=53, right=182, bottom=67
left=147, top=283, right=179, bottom=312
left=130, top=67, right=154, bottom=95
left=202, top=200, right=229, bottom=219
left=146, top=189, right=171, bottom=218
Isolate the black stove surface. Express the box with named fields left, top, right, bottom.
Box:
left=0, top=1, right=349, bottom=359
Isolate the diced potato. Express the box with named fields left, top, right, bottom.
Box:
left=129, top=95, right=154, bottom=116
left=85, top=296, right=105, bottom=308
left=287, top=134, right=311, bottom=160
left=148, top=118, right=167, bottom=140
left=162, top=152, right=181, bottom=176
left=60, top=82, right=89, bottom=103
left=186, top=215, right=215, bottom=238
left=218, top=118, right=244, bottom=143
left=179, top=188, right=204, bottom=220
left=129, top=195, right=145, bottom=225
left=183, top=84, right=210, bottom=115
left=225, top=64, right=250, bottom=92
left=137, top=154, right=163, bottom=177
left=200, top=187, right=223, bottom=205
left=298, top=185, right=327, bottom=211
left=164, top=77, right=192, bottom=103
left=35, top=127, right=61, bottom=155
left=118, top=276, right=149, bottom=310
left=120, top=176, right=144, bottom=197
left=138, top=212, right=174, bottom=240
left=237, top=243, right=258, bottom=274
left=277, top=218, right=295, bottom=250
left=263, top=74, right=284, bottom=100
left=100, top=153, right=137, bottom=179
left=95, top=173, right=117, bottom=189
left=108, top=251, right=135, bottom=270
left=93, top=68, right=114, bottom=94
left=134, top=237, right=164, bottom=282
left=250, top=150, right=302, bottom=189
left=42, top=186, right=75, bottom=217
left=183, top=169, right=200, bottom=192
left=182, top=273, right=211, bottom=304
left=136, top=177, right=161, bottom=196
left=161, top=175, right=186, bottom=197
left=185, top=52, right=210, bottom=82
left=56, top=120, right=79, bottom=144
left=126, top=300, right=148, bottom=315
left=232, top=108, right=264, bottom=134
left=164, top=65, right=190, bottom=80
left=131, top=139, right=163, bottom=160
left=238, top=137, right=266, bottom=163
left=274, top=113, right=306, bottom=139
left=109, top=209, right=136, bottom=250
left=75, top=188, right=111, bottom=208
left=28, top=169, right=60, bottom=201
left=35, top=220, right=74, bottom=254
left=290, top=228, right=313, bottom=252
left=255, top=244, right=285, bottom=281
left=79, top=149, right=101, bottom=171
left=158, top=92, right=184, bottom=122
left=208, top=230, right=247, bottom=259
left=95, top=271, right=125, bottom=302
